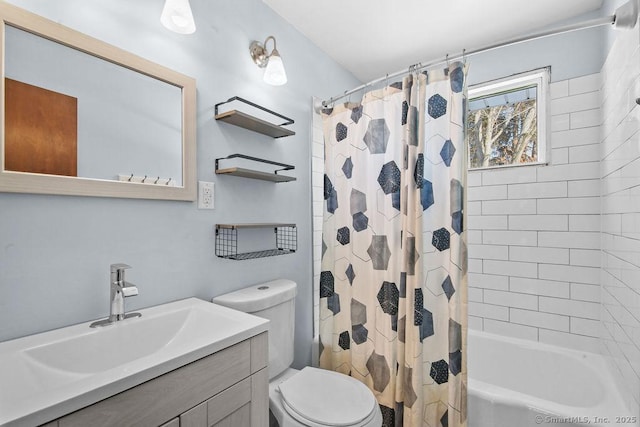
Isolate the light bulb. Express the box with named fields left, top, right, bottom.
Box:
left=161, top=0, right=196, bottom=34
left=263, top=50, right=287, bottom=86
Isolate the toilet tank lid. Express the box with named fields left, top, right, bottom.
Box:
left=212, top=279, right=297, bottom=313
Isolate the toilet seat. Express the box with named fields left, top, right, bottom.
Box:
left=277, top=367, right=378, bottom=427
left=280, top=399, right=378, bottom=427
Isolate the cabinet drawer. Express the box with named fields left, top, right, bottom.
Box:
left=207, top=377, right=251, bottom=426
left=59, top=340, right=251, bottom=427
left=179, top=377, right=252, bottom=427
left=159, top=418, right=179, bottom=427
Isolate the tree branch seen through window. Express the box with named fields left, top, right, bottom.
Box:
left=467, top=69, right=548, bottom=170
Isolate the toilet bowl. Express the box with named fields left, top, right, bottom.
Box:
left=270, top=367, right=383, bottom=427
left=212, top=280, right=382, bottom=427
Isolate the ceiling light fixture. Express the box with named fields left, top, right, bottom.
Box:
left=161, top=0, right=196, bottom=34
left=250, top=36, right=288, bottom=86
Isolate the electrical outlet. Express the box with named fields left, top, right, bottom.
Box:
left=198, top=181, right=215, bottom=209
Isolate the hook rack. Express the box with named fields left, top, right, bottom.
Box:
left=118, top=174, right=176, bottom=186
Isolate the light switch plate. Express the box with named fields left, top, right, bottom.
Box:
left=198, top=181, right=215, bottom=209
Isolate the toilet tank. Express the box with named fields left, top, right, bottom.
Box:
left=211, top=279, right=297, bottom=379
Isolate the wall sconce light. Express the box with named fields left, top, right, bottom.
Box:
left=161, top=0, right=196, bottom=34
left=250, top=36, right=288, bottom=86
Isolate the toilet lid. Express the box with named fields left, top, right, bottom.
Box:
left=278, top=367, right=377, bottom=427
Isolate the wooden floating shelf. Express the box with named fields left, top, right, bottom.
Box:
left=215, top=154, right=296, bottom=183
left=215, top=167, right=296, bottom=182
left=214, top=97, right=295, bottom=139
left=215, top=110, right=295, bottom=138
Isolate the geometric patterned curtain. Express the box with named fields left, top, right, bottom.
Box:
left=319, top=63, right=468, bottom=427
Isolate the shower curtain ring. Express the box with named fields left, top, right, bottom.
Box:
left=446, top=53, right=450, bottom=68
left=462, top=49, right=467, bottom=64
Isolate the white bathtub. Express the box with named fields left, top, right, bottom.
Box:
left=468, top=330, right=637, bottom=427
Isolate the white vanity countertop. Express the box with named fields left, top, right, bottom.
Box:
left=0, top=297, right=269, bottom=427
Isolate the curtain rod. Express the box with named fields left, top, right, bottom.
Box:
left=320, top=0, right=638, bottom=109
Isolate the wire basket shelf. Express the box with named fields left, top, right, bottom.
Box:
left=215, top=224, right=297, bottom=260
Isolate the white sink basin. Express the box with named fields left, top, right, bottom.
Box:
left=24, top=308, right=189, bottom=374
left=0, top=298, right=269, bottom=427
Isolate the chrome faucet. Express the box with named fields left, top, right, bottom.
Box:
left=90, top=263, right=141, bottom=328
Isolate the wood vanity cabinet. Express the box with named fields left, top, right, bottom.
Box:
left=41, top=333, right=268, bottom=427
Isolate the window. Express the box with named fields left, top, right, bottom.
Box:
left=467, top=68, right=549, bottom=170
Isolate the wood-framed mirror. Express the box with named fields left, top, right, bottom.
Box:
left=0, top=2, right=196, bottom=201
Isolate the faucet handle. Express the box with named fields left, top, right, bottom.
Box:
left=110, top=263, right=131, bottom=272
left=122, top=285, right=138, bottom=297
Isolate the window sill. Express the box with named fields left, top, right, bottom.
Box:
left=468, top=161, right=548, bottom=172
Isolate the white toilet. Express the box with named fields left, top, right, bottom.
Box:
left=212, top=279, right=383, bottom=427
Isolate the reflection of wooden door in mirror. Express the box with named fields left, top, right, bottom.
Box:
left=5, top=78, right=77, bottom=176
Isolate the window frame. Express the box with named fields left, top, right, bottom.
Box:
left=467, top=67, right=550, bottom=171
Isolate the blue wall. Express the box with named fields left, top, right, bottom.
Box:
left=466, top=5, right=613, bottom=85
left=0, top=0, right=359, bottom=369
left=0, top=0, right=625, bottom=368
left=466, top=0, right=637, bottom=86
left=467, top=26, right=606, bottom=85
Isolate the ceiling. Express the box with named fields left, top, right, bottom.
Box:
left=263, top=0, right=604, bottom=83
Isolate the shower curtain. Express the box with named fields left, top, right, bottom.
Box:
left=319, top=64, right=468, bottom=427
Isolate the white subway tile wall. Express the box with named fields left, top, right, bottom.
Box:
left=600, top=21, right=640, bottom=414
left=467, top=72, right=602, bottom=356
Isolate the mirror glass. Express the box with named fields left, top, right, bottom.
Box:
left=0, top=3, right=196, bottom=200
left=5, top=26, right=183, bottom=186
